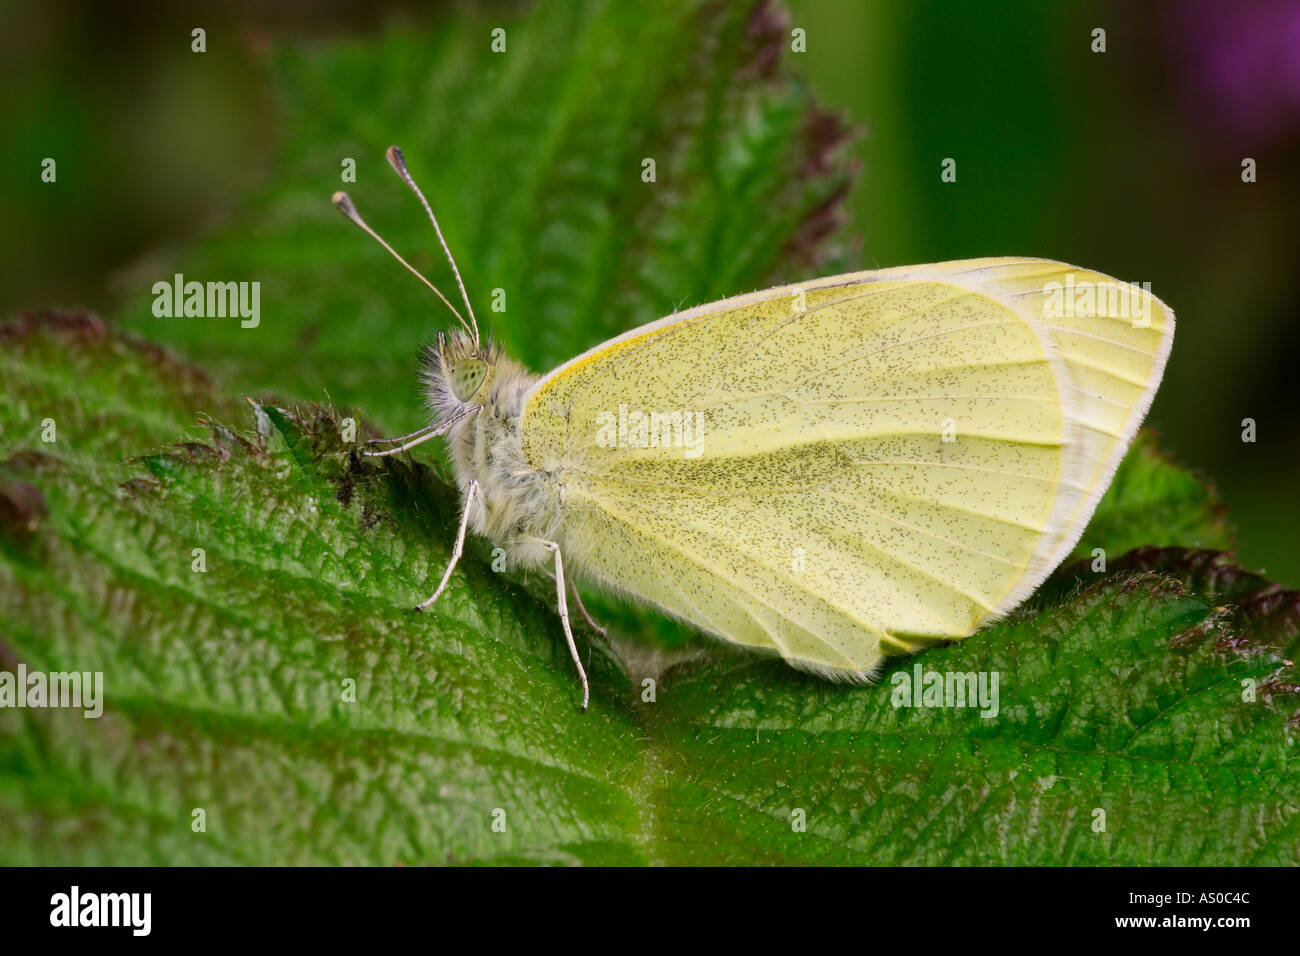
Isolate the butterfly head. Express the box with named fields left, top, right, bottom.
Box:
left=422, top=329, right=502, bottom=416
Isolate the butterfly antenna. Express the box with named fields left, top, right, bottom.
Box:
left=330, top=190, right=474, bottom=339
left=386, top=145, right=480, bottom=346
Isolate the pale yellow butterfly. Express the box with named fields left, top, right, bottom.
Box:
left=336, top=147, right=1174, bottom=711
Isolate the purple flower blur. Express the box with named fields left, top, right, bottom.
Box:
left=1174, top=0, right=1300, bottom=144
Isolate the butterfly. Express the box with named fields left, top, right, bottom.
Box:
left=335, top=146, right=1174, bottom=711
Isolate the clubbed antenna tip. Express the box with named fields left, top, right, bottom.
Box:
left=329, top=187, right=473, bottom=339
left=384, top=144, right=480, bottom=346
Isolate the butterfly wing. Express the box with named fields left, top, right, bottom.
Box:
left=520, top=258, right=1173, bottom=679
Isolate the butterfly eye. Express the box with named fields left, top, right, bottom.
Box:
left=450, top=359, right=486, bottom=402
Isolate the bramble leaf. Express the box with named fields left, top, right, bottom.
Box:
left=2, top=315, right=1297, bottom=865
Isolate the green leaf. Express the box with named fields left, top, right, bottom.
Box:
left=645, top=574, right=1300, bottom=865
left=3, top=314, right=1298, bottom=865
left=1, top=314, right=642, bottom=865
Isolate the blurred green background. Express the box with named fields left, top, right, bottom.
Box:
left=2, top=0, right=1298, bottom=584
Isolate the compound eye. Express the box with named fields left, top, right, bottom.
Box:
left=451, top=360, right=486, bottom=402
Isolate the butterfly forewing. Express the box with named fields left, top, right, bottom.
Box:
left=520, top=257, right=1173, bottom=679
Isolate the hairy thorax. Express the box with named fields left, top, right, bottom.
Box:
left=443, top=355, right=564, bottom=569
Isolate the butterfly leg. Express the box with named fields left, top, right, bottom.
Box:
left=538, top=540, right=590, bottom=712
left=414, top=479, right=480, bottom=612
left=541, top=570, right=608, bottom=638
left=363, top=405, right=479, bottom=458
